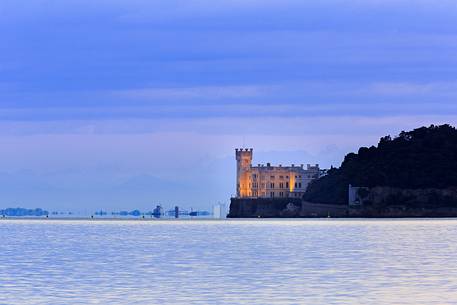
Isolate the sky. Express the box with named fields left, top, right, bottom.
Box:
left=1, top=0, right=457, bottom=212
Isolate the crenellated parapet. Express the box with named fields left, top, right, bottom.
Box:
left=235, top=148, right=325, bottom=199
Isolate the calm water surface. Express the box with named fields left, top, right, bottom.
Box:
left=1, top=219, right=457, bottom=304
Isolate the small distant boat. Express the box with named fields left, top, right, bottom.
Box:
left=189, top=211, right=210, bottom=217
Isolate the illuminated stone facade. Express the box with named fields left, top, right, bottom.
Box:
left=236, top=148, right=323, bottom=199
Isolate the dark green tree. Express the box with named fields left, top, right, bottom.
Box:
left=304, top=124, right=457, bottom=205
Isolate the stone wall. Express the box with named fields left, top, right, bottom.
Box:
left=228, top=198, right=348, bottom=218
left=228, top=197, right=302, bottom=218
left=229, top=186, right=457, bottom=218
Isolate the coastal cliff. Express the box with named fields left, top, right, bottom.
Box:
left=304, top=124, right=457, bottom=207
left=347, top=186, right=457, bottom=217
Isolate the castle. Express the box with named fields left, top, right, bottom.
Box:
left=236, top=148, right=323, bottom=199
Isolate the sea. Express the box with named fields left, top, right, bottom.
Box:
left=1, top=218, right=457, bottom=304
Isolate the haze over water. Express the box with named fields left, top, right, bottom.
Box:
left=1, top=219, right=456, bottom=304
left=3, top=1, right=457, bottom=211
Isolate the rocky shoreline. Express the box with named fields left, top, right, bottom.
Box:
left=228, top=197, right=457, bottom=218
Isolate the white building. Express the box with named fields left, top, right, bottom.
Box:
left=236, top=148, right=324, bottom=199
left=212, top=203, right=227, bottom=219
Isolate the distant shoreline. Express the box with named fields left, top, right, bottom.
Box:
left=0, top=216, right=220, bottom=221
left=2, top=216, right=457, bottom=221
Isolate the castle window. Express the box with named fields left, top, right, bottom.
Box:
left=295, top=183, right=297, bottom=188
left=286, top=182, right=289, bottom=188
left=270, top=192, right=274, bottom=198
left=279, top=182, right=284, bottom=189
left=279, top=192, right=284, bottom=197
left=270, top=176, right=275, bottom=179
left=270, top=183, right=275, bottom=188
left=279, top=176, right=284, bottom=179
left=299, top=182, right=302, bottom=188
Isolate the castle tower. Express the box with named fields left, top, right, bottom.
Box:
left=236, top=148, right=253, bottom=197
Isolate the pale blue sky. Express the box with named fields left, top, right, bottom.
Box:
left=1, top=0, right=457, bottom=211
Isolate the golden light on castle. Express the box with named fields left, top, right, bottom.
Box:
left=235, top=148, right=322, bottom=199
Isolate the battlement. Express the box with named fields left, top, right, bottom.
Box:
left=235, top=148, right=253, bottom=162
left=252, top=163, right=320, bottom=170
left=235, top=148, right=324, bottom=199
left=235, top=148, right=253, bottom=158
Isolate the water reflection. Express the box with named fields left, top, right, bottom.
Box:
left=0, top=219, right=456, bottom=304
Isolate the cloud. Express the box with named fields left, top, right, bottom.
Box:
left=1, top=0, right=457, bottom=210
left=112, top=85, right=269, bottom=100
left=366, top=81, right=457, bottom=96
left=2, top=79, right=457, bottom=125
